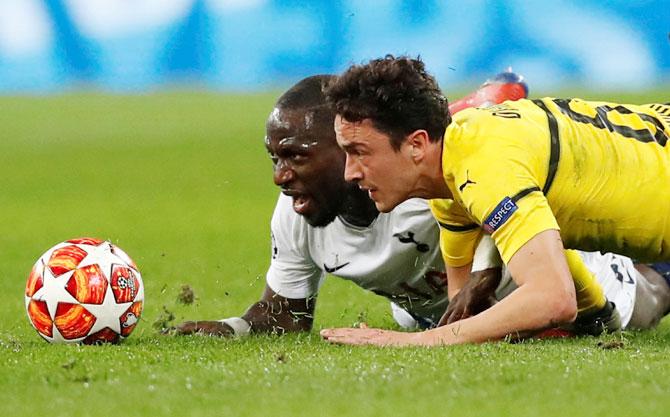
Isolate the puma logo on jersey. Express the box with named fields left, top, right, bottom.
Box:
left=323, top=262, right=350, bottom=273
left=458, top=171, right=477, bottom=192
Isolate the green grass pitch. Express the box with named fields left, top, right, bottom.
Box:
left=1, top=90, right=670, bottom=417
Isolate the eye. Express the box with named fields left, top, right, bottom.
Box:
left=343, top=146, right=358, bottom=157
left=290, top=154, right=307, bottom=163
left=347, top=147, right=366, bottom=159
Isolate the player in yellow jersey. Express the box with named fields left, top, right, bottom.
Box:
left=320, top=55, right=670, bottom=346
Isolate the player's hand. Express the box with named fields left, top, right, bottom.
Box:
left=320, top=327, right=418, bottom=347
left=173, top=320, right=235, bottom=337
left=438, top=268, right=501, bottom=326
left=439, top=290, right=496, bottom=325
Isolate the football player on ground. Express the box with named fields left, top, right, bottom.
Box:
left=321, top=55, right=670, bottom=346
left=174, top=73, right=669, bottom=338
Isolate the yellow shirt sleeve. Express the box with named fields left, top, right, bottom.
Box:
left=488, top=192, right=560, bottom=263
left=429, top=198, right=482, bottom=267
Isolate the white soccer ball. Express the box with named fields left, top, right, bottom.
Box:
left=25, top=237, right=144, bottom=344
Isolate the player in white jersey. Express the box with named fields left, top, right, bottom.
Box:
left=268, top=194, right=448, bottom=325
left=173, top=75, right=670, bottom=338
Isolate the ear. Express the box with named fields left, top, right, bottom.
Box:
left=405, top=129, right=431, bottom=162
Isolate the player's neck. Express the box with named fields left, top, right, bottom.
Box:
left=411, top=138, right=452, bottom=199
left=429, top=166, right=452, bottom=199
left=339, top=189, right=379, bottom=227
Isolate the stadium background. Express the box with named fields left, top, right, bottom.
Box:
left=1, top=0, right=669, bottom=93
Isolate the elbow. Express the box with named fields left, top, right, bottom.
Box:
left=549, top=293, right=578, bottom=325
left=531, top=277, right=577, bottom=326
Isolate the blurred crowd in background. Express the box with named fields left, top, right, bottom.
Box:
left=0, top=0, right=668, bottom=94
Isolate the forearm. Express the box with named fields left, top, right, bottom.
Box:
left=174, top=285, right=315, bottom=337
left=321, top=285, right=573, bottom=347
left=446, top=263, right=473, bottom=299
left=421, top=230, right=578, bottom=345
left=419, top=281, right=576, bottom=345
left=241, top=297, right=314, bottom=334
left=240, top=285, right=315, bottom=334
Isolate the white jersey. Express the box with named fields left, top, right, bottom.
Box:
left=266, top=194, right=448, bottom=323
left=579, top=251, right=637, bottom=328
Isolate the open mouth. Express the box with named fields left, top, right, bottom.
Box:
left=292, top=195, right=312, bottom=214
left=283, top=189, right=313, bottom=215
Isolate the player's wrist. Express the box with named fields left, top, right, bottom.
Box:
left=218, top=317, right=251, bottom=336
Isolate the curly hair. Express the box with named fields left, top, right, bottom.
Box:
left=325, top=55, right=450, bottom=150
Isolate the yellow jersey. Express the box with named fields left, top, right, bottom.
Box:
left=430, top=98, right=670, bottom=266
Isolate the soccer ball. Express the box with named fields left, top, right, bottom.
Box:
left=24, top=237, right=144, bottom=344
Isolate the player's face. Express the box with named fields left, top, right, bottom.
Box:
left=265, top=107, right=355, bottom=227
left=334, top=115, right=418, bottom=213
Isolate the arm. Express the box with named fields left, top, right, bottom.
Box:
left=619, top=263, right=670, bottom=330
left=242, top=285, right=316, bottom=333
left=423, top=229, right=577, bottom=344
left=175, top=284, right=316, bottom=336
left=445, top=263, right=472, bottom=300
left=439, top=234, right=503, bottom=324
left=321, top=229, right=577, bottom=346
left=438, top=267, right=501, bottom=326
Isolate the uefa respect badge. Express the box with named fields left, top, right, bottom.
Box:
left=482, top=197, right=517, bottom=233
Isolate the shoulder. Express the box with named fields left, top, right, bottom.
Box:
left=444, top=101, right=550, bottom=174
left=447, top=100, right=541, bottom=143
left=444, top=108, right=508, bottom=164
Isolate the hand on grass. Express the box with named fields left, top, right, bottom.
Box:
left=320, top=326, right=419, bottom=347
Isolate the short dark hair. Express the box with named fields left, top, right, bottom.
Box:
left=325, top=55, right=450, bottom=150
left=276, top=74, right=336, bottom=113
left=274, top=75, right=337, bottom=133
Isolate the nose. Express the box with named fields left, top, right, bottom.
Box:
left=343, top=154, right=363, bottom=183
left=273, top=160, right=295, bottom=186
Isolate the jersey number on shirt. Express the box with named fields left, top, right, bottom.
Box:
left=552, top=99, right=668, bottom=146
left=486, top=103, right=521, bottom=119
